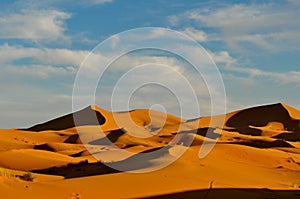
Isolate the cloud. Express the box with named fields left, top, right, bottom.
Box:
left=208, top=48, right=300, bottom=85
left=3, top=65, right=76, bottom=79
left=171, top=1, right=300, bottom=52
left=1, top=43, right=299, bottom=127
left=0, top=44, right=99, bottom=80
left=210, top=49, right=300, bottom=85
left=0, top=88, right=74, bottom=128
left=210, top=50, right=236, bottom=66
left=288, top=0, right=300, bottom=5
left=0, top=10, right=71, bottom=42
left=0, top=44, right=219, bottom=125
left=14, top=0, right=112, bottom=9
left=0, top=44, right=89, bottom=67
left=85, top=0, right=113, bottom=5
left=223, top=71, right=300, bottom=115
left=181, top=27, right=208, bottom=42
left=228, top=66, right=300, bottom=85
left=164, top=1, right=300, bottom=112
left=167, top=15, right=179, bottom=26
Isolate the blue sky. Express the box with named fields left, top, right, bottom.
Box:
left=0, top=0, right=299, bottom=128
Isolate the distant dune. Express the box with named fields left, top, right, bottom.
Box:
left=24, top=106, right=106, bottom=131
left=0, top=102, right=300, bottom=198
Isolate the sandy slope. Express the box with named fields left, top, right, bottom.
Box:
left=0, top=102, right=300, bottom=198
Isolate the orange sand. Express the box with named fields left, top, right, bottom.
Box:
left=0, top=103, right=300, bottom=198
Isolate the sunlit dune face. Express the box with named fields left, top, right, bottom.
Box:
left=0, top=103, right=300, bottom=198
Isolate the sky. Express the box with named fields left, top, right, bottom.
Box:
left=0, top=0, right=300, bottom=128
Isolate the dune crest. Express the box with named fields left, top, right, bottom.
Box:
left=0, top=102, right=300, bottom=198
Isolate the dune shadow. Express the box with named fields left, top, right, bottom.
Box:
left=32, top=160, right=120, bottom=178
left=143, top=188, right=300, bottom=199
left=31, top=146, right=169, bottom=177
left=31, top=145, right=171, bottom=178
left=226, top=103, right=300, bottom=136
left=229, top=139, right=295, bottom=149
left=223, top=127, right=262, bottom=136
left=178, top=128, right=220, bottom=139
left=273, top=131, right=300, bottom=142
left=23, top=106, right=106, bottom=131
left=89, top=128, right=126, bottom=145
left=108, top=146, right=170, bottom=171
left=34, top=143, right=55, bottom=152
left=64, top=134, right=80, bottom=144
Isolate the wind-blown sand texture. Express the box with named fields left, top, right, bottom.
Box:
left=0, top=103, right=300, bottom=198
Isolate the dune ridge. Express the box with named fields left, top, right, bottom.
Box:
left=0, top=102, right=300, bottom=198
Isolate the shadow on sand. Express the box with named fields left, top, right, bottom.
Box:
left=143, top=188, right=300, bottom=199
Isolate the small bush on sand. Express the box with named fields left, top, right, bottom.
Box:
left=0, top=167, right=16, bottom=178
left=292, top=181, right=300, bottom=188
left=0, top=168, right=35, bottom=182
left=21, top=172, right=34, bottom=182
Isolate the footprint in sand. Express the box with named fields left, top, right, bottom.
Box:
left=71, top=193, right=80, bottom=199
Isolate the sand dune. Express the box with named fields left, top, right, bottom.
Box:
left=24, top=106, right=106, bottom=131
left=0, top=102, right=300, bottom=198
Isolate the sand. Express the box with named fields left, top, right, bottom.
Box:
left=0, top=102, right=300, bottom=198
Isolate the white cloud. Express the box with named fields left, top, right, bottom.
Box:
left=173, top=2, right=300, bottom=52
left=167, top=15, right=179, bottom=26
left=181, top=27, right=208, bottom=42
left=0, top=10, right=71, bottom=42
left=0, top=44, right=101, bottom=79
left=288, top=0, right=300, bottom=6
left=2, top=43, right=299, bottom=128
left=164, top=1, right=300, bottom=113
left=4, top=65, right=76, bottom=79
left=217, top=52, right=300, bottom=85
left=85, top=0, right=113, bottom=5
left=0, top=44, right=89, bottom=67
left=210, top=50, right=236, bottom=66
left=14, top=0, right=112, bottom=9
left=212, top=49, right=300, bottom=86
left=0, top=89, right=74, bottom=128
left=0, top=45, right=219, bottom=125
left=222, top=72, right=300, bottom=115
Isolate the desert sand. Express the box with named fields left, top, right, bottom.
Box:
left=0, top=102, right=300, bottom=198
